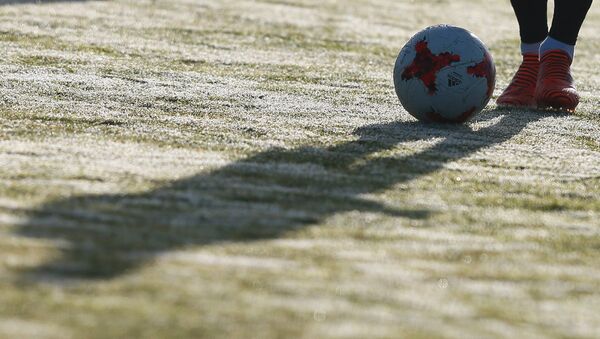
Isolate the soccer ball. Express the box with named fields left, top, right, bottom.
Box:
left=393, top=25, right=496, bottom=123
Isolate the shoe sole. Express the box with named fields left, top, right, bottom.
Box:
left=536, top=89, right=579, bottom=113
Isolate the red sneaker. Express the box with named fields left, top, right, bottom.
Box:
left=535, top=50, right=579, bottom=112
left=497, top=53, right=539, bottom=108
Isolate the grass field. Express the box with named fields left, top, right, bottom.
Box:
left=0, top=0, right=599, bottom=338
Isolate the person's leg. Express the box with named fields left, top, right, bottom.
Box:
left=541, top=0, right=594, bottom=57
left=497, top=0, right=548, bottom=108
left=536, top=0, right=593, bottom=111
left=511, top=0, right=549, bottom=52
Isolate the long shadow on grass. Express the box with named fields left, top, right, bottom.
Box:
left=18, top=108, right=543, bottom=280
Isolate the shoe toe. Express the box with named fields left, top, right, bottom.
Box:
left=536, top=87, right=579, bottom=111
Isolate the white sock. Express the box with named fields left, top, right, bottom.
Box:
left=521, top=41, right=542, bottom=55
left=540, top=37, right=575, bottom=59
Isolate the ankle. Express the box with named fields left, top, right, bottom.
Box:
left=521, top=41, right=542, bottom=55
left=540, top=37, right=575, bottom=60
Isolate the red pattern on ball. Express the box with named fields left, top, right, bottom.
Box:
left=402, top=39, right=461, bottom=95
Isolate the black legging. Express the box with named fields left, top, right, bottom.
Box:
left=510, top=0, right=593, bottom=45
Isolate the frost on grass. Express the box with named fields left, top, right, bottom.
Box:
left=0, top=0, right=599, bottom=338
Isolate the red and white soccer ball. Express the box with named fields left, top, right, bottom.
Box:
left=394, top=25, right=496, bottom=123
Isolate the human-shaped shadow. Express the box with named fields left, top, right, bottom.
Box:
left=18, top=108, right=543, bottom=280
